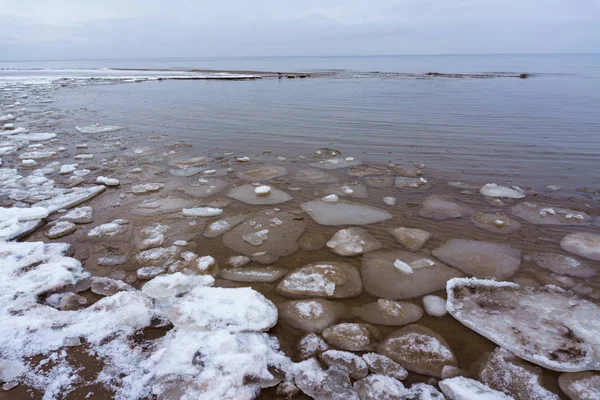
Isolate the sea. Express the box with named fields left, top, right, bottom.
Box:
left=2, top=54, right=599, bottom=192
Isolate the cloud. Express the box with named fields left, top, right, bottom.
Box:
left=0, top=0, right=598, bottom=60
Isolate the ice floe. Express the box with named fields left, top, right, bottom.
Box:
left=309, top=157, right=361, bottom=170
left=58, top=206, right=93, bottom=224
left=219, top=265, right=287, bottom=283
left=131, top=183, right=163, bottom=194
left=378, top=324, right=457, bottom=377
left=325, top=182, right=369, bottom=198
left=323, top=322, right=380, bottom=351
left=228, top=184, right=292, bottom=205
left=362, top=251, right=463, bottom=299
left=525, top=253, right=595, bottom=278
left=237, top=166, right=287, bottom=181
left=279, top=299, right=348, bottom=333
left=439, top=377, right=512, bottom=400
left=297, top=333, right=330, bottom=360
left=167, top=286, right=277, bottom=332
left=76, top=124, right=123, bottom=134
left=432, top=239, right=521, bottom=279
left=141, top=273, right=214, bottom=298
left=560, top=232, right=600, bottom=261
left=277, top=262, right=363, bottom=299
left=480, top=183, right=526, bottom=199
left=301, top=200, right=392, bottom=226
left=419, top=195, right=476, bottom=220
left=423, top=295, right=448, bottom=317
left=447, top=277, right=600, bottom=372
left=395, top=176, right=430, bottom=189
left=388, top=227, right=432, bottom=252
left=326, top=227, right=382, bottom=256
left=354, top=374, right=407, bottom=400
left=181, top=206, right=223, bottom=217
left=352, top=299, right=423, bottom=326
left=320, top=350, right=368, bottom=379
left=45, top=221, right=77, bottom=239
left=558, top=371, right=600, bottom=400
left=473, top=347, right=559, bottom=400
left=362, top=352, right=408, bottom=380
left=223, top=211, right=305, bottom=264
left=511, top=202, right=592, bottom=225
left=203, top=214, right=251, bottom=238
left=294, top=168, right=339, bottom=183
left=294, top=358, right=359, bottom=400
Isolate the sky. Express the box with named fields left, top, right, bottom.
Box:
left=0, top=0, right=599, bottom=60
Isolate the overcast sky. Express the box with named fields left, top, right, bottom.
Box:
left=1, top=0, right=599, bottom=60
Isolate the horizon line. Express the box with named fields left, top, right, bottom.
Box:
left=1, top=52, right=599, bottom=63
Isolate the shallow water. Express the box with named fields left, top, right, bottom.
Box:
left=1, top=56, right=600, bottom=399
left=43, top=57, right=600, bottom=193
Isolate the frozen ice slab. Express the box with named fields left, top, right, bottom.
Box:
left=480, top=183, right=525, bottom=199
left=447, top=278, right=600, bottom=372
left=219, top=266, right=287, bottom=283
left=320, top=350, right=368, bottom=379
left=439, top=377, right=512, bottom=400
left=203, top=214, right=251, bottom=238
left=560, top=232, right=600, bottom=261
left=223, top=211, right=305, bottom=264
left=34, top=185, right=105, bottom=213
left=362, top=353, right=408, bottom=380
left=294, top=358, right=359, bottom=400
left=558, top=371, right=600, bottom=400
left=277, top=262, right=363, bottom=299
left=354, top=374, right=408, bottom=400
left=419, top=195, right=476, bottom=220
left=395, top=176, right=431, bottom=189
left=167, top=286, right=278, bottom=332
left=432, top=239, right=521, bottom=279
left=352, top=299, right=423, bottom=326
left=237, top=166, right=287, bottom=181
left=131, top=183, right=163, bottom=194
left=127, top=196, right=196, bottom=216
left=142, top=273, right=214, bottom=298
left=326, top=227, right=382, bottom=256
left=181, top=206, right=223, bottom=217
left=325, top=182, right=368, bottom=198
left=309, top=157, right=362, bottom=170
left=59, top=206, right=93, bottom=224
left=364, top=175, right=395, bottom=188
left=323, top=322, right=380, bottom=351
left=348, top=164, right=389, bottom=177
left=362, top=251, right=463, bottom=300
left=45, top=221, right=77, bottom=239
left=301, top=200, right=392, bottom=226
left=525, top=253, right=595, bottom=278
left=473, top=347, right=559, bottom=400
left=297, top=333, right=330, bottom=360
left=472, top=213, right=522, bottom=233
left=0, top=206, right=48, bottom=241
left=388, top=227, right=432, bottom=252
left=511, top=202, right=592, bottom=225
left=180, top=178, right=227, bottom=197
left=423, top=295, right=448, bottom=317
left=227, top=184, right=292, bottom=205
left=378, top=324, right=457, bottom=378
left=294, top=168, right=339, bottom=183
left=279, top=299, right=348, bottom=333
left=76, top=124, right=123, bottom=134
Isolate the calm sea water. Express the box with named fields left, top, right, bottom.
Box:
left=4, top=54, right=600, bottom=191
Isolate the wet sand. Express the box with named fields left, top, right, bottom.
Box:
left=1, top=70, right=599, bottom=399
